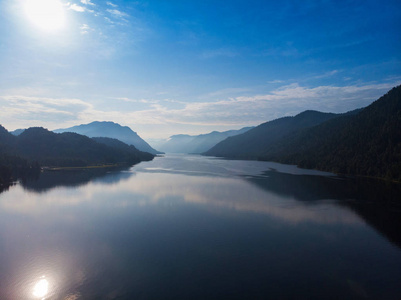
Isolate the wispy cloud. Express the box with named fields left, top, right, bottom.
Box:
left=80, top=23, right=93, bottom=34
left=122, top=81, right=401, bottom=127
left=311, top=70, right=340, bottom=79
left=83, top=82, right=400, bottom=129
left=115, top=97, right=160, bottom=104
left=267, top=80, right=284, bottom=84
left=106, top=1, right=118, bottom=7
left=0, top=95, right=92, bottom=129
left=104, top=17, right=114, bottom=24
left=106, top=9, right=128, bottom=18
left=1, top=82, right=399, bottom=136
left=81, top=0, right=95, bottom=5
left=69, top=4, right=86, bottom=12
left=206, top=88, right=251, bottom=98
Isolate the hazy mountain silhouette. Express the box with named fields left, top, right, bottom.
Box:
left=54, top=121, right=162, bottom=155
left=157, top=127, right=253, bottom=153
left=10, top=128, right=25, bottom=136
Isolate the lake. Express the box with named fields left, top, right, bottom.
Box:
left=0, top=154, right=400, bottom=299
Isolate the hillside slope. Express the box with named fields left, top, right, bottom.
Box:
left=205, top=110, right=339, bottom=158
left=262, top=86, right=401, bottom=181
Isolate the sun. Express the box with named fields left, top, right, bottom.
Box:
left=24, top=0, right=66, bottom=32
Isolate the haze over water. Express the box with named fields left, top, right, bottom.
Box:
left=0, top=154, right=400, bottom=299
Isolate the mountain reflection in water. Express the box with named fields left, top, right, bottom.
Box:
left=0, top=154, right=400, bottom=300
left=21, top=166, right=133, bottom=193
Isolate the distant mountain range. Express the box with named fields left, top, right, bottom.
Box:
left=3, top=86, right=401, bottom=182
left=206, top=85, right=401, bottom=181
left=53, top=121, right=162, bottom=155
left=154, top=127, right=253, bottom=153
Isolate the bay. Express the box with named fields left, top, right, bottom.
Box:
left=0, top=154, right=400, bottom=299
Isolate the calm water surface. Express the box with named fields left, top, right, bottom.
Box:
left=0, top=154, right=401, bottom=299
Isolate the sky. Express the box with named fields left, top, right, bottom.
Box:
left=0, top=0, right=400, bottom=140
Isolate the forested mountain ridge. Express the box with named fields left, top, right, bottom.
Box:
left=261, top=85, right=401, bottom=181
left=205, top=110, right=340, bottom=158
left=206, top=85, right=401, bottom=181
left=16, top=127, right=154, bottom=166
left=0, top=126, right=154, bottom=185
left=54, top=121, right=162, bottom=155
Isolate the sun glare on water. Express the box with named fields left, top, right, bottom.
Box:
left=24, top=0, right=66, bottom=32
left=33, top=277, right=49, bottom=298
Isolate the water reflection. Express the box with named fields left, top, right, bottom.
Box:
left=247, top=169, right=401, bottom=203
left=21, top=166, right=133, bottom=193
left=33, top=277, right=48, bottom=298
left=0, top=155, right=400, bottom=299
left=246, top=170, right=401, bottom=248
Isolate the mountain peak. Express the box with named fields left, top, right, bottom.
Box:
left=295, top=110, right=335, bottom=118
left=0, top=124, right=8, bottom=134
left=205, top=109, right=339, bottom=158
left=54, top=121, right=161, bottom=155
left=21, top=127, right=52, bottom=135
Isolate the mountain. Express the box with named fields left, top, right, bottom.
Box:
left=10, top=129, right=25, bottom=136
left=206, top=85, right=401, bottom=181
left=205, top=110, right=341, bottom=158
left=54, top=121, right=162, bottom=155
left=157, top=127, right=253, bottom=153
left=16, top=127, right=154, bottom=167
left=0, top=125, right=16, bottom=152
left=92, top=136, right=152, bottom=155
left=0, top=126, right=154, bottom=184
left=0, top=127, right=39, bottom=185
left=260, top=85, right=401, bottom=181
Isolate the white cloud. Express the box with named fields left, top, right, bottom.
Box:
left=81, top=0, right=95, bottom=5
left=206, top=88, right=251, bottom=98
left=115, top=97, right=160, bottom=104
left=311, top=70, right=340, bottom=79
left=69, top=4, right=85, bottom=12
left=233, top=82, right=400, bottom=116
left=267, top=80, right=284, bottom=84
left=1, top=81, right=399, bottom=137
left=106, top=1, right=118, bottom=7
left=80, top=23, right=93, bottom=34
left=114, top=82, right=400, bottom=128
left=107, top=9, right=128, bottom=18
left=0, top=95, right=92, bottom=130
left=104, top=17, right=114, bottom=24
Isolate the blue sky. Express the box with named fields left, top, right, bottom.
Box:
left=0, top=0, right=400, bottom=139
